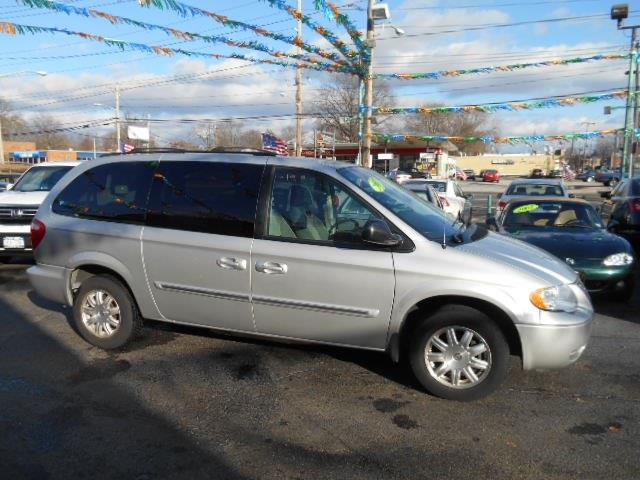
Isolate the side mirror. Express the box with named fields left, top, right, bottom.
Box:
left=496, top=193, right=502, bottom=199
left=568, top=193, right=575, bottom=198
left=362, top=219, right=402, bottom=247
left=600, top=191, right=611, bottom=199
left=486, top=217, right=499, bottom=231
left=464, top=193, right=473, bottom=200
left=607, top=219, right=620, bottom=232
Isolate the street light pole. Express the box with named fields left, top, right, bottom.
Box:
left=361, top=0, right=375, bottom=169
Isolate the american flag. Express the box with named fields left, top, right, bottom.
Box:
left=122, top=143, right=135, bottom=153
left=262, top=133, right=289, bottom=156
left=562, top=162, right=575, bottom=181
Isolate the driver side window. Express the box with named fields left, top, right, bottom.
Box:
left=267, top=167, right=378, bottom=244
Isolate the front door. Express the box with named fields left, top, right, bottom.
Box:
left=251, top=167, right=395, bottom=349
left=142, top=160, right=265, bottom=331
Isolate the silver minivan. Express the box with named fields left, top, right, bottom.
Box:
left=28, top=152, right=594, bottom=401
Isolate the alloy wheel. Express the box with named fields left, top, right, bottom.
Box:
left=424, top=326, right=492, bottom=389
left=81, top=289, right=121, bottom=338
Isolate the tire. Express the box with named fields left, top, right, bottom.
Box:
left=612, top=275, right=635, bottom=302
left=607, top=178, right=618, bottom=188
left=586, top=176, right=594, bottom=183
left=73, top=274, right=142, bottom=350
left=408, top=305, right=510, bottom=401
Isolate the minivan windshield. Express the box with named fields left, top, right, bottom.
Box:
left=339, top=166, right=474, bottom=243
left=11, top=166, right=74, bottom=192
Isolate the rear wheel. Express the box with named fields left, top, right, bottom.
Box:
left=409, top=305, right=510, bottom=401
left=73, top=274, right=142, bottom=349
left=607, top=178, right=619, bottom=188
left=586, top=176, right=594, bottom=183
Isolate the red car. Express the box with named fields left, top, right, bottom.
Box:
left=482, top=169, right=500, bottom=183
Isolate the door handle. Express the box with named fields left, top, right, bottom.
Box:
left=255, top=261, right=288, bottom=274
left=217, top=257, right=247, bottom=271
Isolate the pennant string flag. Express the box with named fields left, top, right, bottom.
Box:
left=0, top=21, right=355, bottom=73
left=134, top=0, right=361, bottom=67
left=376, top=53, right=631, bottom=80
left=17, top=0, right=351, bottom=69
left=312, top=0, right=366, bottom=57
left=258, top=0, right=364, bottom=65
left=372, top=128, right=625, bottom=145
left=365, top=90, right=630, bottom=114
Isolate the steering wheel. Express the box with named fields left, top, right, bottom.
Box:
left=329, top=218, right=360, bottom=236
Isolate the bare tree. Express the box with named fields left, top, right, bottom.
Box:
left=0, top=98, right=28, bottom=140
left=313, top=74, right=394, bottom=142
left=195, top=122, right=217, bottom=149
left=403, top=104, right=496, bottom=154
left=29, top=114, right=71, bottom=150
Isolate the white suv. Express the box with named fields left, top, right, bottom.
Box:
left=0, top=162, right=79, bottom=261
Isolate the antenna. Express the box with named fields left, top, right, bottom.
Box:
left=441, top=209, right=447, bottom=249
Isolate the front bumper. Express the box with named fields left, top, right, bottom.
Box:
left=27, top=263, right=71, bottom=305
left=517, top=317, right=593, bottom=370
left=576, top=265, right=632, bottom=293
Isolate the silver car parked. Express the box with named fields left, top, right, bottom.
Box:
left=28, top=152, right=594, bottom=401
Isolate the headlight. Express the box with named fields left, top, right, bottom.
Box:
left=602, top=253, right=634, bottom=266
left=530, top=284, right=578, bottom=312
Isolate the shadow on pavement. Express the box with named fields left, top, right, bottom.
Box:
left=0, top=294, right=247, bottom=480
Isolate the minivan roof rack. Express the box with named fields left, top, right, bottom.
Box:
left=100, top=147, right=278, bottom=157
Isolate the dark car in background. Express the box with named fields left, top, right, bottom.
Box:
left=576, top=170, right=596, bottom=183
left=546, top=169, right=563, bottom=179
left=489, top=197, right=635, bottom=300
left=600, top=178, right=640, bottom=249
left=595, top=167, right=622, bottom=187
left=529, top=169, right=544, bottom=178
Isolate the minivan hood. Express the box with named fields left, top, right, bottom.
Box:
left=0, top=190, right=49, bottom=206
left=458, top=230, right=578, bottom=285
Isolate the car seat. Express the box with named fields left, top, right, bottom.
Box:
left=287, top=184, right=329, bottom=241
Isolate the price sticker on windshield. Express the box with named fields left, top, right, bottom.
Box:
left=513, top=204, right=539, bottom=214
left=368, top=177, right=385, bottom=192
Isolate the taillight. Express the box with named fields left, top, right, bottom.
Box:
left=632, top=199, right=640, bottom=213
left=498, top=200, right=507, bottom=209
left=31, top=219, right=46, bottom=250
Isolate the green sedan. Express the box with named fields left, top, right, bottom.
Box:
left=488, top=197, right=635, bottom=301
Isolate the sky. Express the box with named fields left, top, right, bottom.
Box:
left=0, top=0, right=637, bottom=151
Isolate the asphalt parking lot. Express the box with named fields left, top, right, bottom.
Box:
left=1, top=179, right=639, bottom=479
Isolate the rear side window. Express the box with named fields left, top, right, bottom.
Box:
left=53, top=162, right=156, bottom=224
left=146, top=161, right=264, bottom=237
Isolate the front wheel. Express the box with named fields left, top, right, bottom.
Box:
left=409, top=305, right=510, bottom=401
left=586, top=176, right=594, bottom=183
left=607, top=178, right=618, bottom=188
left=612, top=275, right=635, bottom=302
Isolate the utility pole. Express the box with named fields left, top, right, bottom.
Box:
left=581, top=121, right=596, bottom=171
left=0, top=119, right=4, bottom=165
left=361, top=0, right=375, bottom=169
left=634, top=32, right=639, bottom=176
left=115, top=84, right=121, bottom=153
left=611, top=4, right=638, bottom=178
left=295, top=0, right=303, bottom=157
left=621, top=28, right=637, bottom=177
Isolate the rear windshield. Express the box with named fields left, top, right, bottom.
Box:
left=11, top=166, right=74, bottom=192
left=506, top=183, right=563, bottom=196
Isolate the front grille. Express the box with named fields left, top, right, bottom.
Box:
left=0, top=206, right=38, bottom=224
